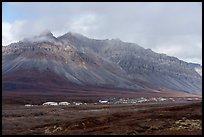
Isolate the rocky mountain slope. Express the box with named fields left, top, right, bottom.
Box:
left=2, top=31, right=202, bottom=95
left=188, top=63, right=202, bottom=76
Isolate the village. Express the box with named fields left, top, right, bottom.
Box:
left=24, top=97, right=200, bottom=107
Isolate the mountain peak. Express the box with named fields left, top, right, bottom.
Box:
left=22, top=30, right=56, bottom=43
left=59, top=32, right=88, bottom=39
left=38, top=30, right=53, bottom=37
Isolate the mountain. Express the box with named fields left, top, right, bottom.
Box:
left=2, top=31, right=202, bottom=96
left=188, top=63, right=202, bottom=76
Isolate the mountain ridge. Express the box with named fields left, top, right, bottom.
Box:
left=2, top=31, right=202, bottom=95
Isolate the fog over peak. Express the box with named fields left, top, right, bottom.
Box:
left=38, top=29, right=53, bottom=37
left=2, top=2, right=202, bottom=65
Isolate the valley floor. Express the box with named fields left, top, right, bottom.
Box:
left=2, top=101, right=202, bottom=135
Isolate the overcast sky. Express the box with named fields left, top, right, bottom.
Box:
left=2, top=2, right=202, bottom=65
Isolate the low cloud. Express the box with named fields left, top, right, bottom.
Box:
left=2, top=2, right=202, bottom=64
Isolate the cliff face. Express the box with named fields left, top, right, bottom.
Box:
left=2, top=32, right=202, bottom=94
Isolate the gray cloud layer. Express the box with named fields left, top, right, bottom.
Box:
left=2, top=2, right=202, bottom=64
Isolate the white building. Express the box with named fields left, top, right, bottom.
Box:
left=42, top=102, right=58, bottom=106
left=137, top=97, right=148, bottom=103
left=72, top=102, right=83, bottom=106
left=158, top=97, right=166, bottom=101
left=150, top=98, right=158, bottom=102
left=187, top=98, right=192, bottom=101
left=25, top=104, right=33, bottom=107
left=98, top=100, right=108, bottom=103
left=59, top=102, right=70, bottom=106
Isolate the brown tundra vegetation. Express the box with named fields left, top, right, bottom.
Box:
left=2, top=99, right=202, bottom=135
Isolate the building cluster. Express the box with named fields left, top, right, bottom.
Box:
left=24, top=97, right=200, bottom=107
left=25, top=101, right=87, bottom=107
left=97, top=97, right=175, bottom=104
left=97, top=97, right=200, bottom=104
